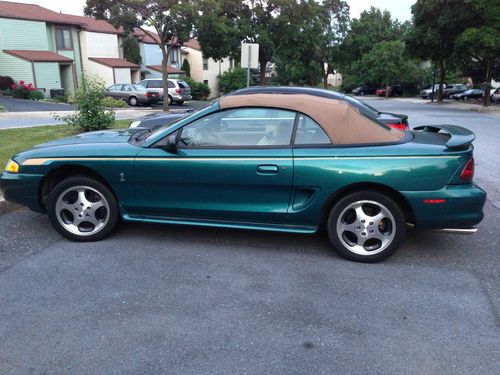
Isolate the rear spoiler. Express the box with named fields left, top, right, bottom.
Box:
left=413, top=125, right=475, bottom=149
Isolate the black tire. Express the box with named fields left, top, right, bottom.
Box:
left=177, top=101, right=184, bottom=105
left=129, top=96, right=138, bottom=106
left=327, top=191, right=406, bottom=263
left=167, top=95, right=173, bottom=105
left=47, top=176, right=119, bottom=242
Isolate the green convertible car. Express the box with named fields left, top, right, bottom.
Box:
left=0, top=91, right=486, bottom=262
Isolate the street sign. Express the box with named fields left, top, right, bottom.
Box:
left=241, top=43, right=259, bottom=69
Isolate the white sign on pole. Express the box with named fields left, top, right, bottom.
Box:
left=241, top=43, right=259, bottom=69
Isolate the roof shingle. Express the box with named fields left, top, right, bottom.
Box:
left=146, top=65, right=185, bottom=74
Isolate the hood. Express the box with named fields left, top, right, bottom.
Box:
left=33, top=129, right=134, bottom=149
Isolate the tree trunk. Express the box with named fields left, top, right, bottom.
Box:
left=259, top=55, right=267, bottom=86
left=322, top=63, right=328, bottom=89
left=438, top=59, right=446, bottom=102
left=160, top=44, right=170, bottom=112
left=483, top=58, right=492, bottom=107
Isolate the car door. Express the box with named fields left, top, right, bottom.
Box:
left=133, top=107, right=296, bottom=223
left=107, top=84, right=122, bottom=99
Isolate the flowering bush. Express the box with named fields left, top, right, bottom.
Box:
left=11, top=80, right=38, bottom=99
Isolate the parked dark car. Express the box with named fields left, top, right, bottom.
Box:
left=452, top=89, right=484, bottom=100
left=231, top=86, right=409, bottom=130
left=105, top=84, right=161, bottom=106
left=376, top=85, right=403, bottom=97
left=352, top=85, right=376, bottom=96
left=129, top=111, right=191, bottom=130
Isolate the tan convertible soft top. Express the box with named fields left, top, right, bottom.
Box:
left=219, top=94, right=404, bottom=144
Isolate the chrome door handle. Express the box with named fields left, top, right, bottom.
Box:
left=257, top=165, right=279, bottom=174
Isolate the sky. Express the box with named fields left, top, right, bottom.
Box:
left=2, top=0, right=415, bottom=22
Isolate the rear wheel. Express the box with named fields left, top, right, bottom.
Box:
left=129, top=96, right=138, bottom=106
left=327, top=191, right=406, bottom=262
left=47, top=176, right=118, bottom=242
left=167, top=95, right=173, bottom=105
left=177, top=101, right=184, bottom=105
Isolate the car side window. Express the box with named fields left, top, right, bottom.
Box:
left=178, top=108, right=296, bottom=147
left=109, top=85, right=122, bottom=91
left=122, top=85, right=132, bottom=92
left=294, top=114, right=332, bottom=145
left=148, top=80, right=162, bottom=88
left=168, top=80, right=175, bottom=88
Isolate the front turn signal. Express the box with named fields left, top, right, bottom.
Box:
left=5, top=159, right=19, bottom=173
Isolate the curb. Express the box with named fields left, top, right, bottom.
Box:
left=0, top=197, right=21, bottom=215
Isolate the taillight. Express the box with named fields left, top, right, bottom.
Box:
left=460, top=158, right=475, bottom=181
left=386, top=123, right=408, bottom=130
left=175, top=88, right=181, bottom=94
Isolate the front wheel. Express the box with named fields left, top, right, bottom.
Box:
left=47, top=176, right=119, bottom=241
left=327, top=191, right=406, bottom=262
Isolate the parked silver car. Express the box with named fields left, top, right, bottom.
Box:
left=138, top=78, right=192, bottom=105
left=105, top=84, right=161, bottom=106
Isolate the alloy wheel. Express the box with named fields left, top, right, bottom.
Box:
left=55, top=185, right=110, bottom=236
left=336, top=200, right=396, bottom=256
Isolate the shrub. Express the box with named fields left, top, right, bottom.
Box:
left=182, top=59, right=191, bottom=77
left=218, top=68, right=253, bottom=95
left=183, top=77, right=210, bottom=100
left=0, top=76, right=15, bottom=91
left=11, top=80, right=37, bottom=99
left=55, top=76, right=115, bottom=132
left=102, top=96, right=128, bottom=108
left=29, top=90, right=44, bottom=101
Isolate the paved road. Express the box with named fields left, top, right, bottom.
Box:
left=0, top=101, right=499, bottom=374
left=0, top=95, right=202, bottom=129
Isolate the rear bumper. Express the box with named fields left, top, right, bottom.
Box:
left=0, top=172, right=44, bottom=212
left=402, top=184, right=486, bottom=230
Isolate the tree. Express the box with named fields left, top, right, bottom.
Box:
left=85, top=0, right=195, bottom=111
left=406, top=0, right=482, bottom=102
left=316, top=0, right=350, bottom=88
left=454, top=0, right=500, bottom=106
left=122, top=34, right=142, bottom=65
left=354, top=40, right=409, bottom=98
left=181, top=58, right=191, bottom=77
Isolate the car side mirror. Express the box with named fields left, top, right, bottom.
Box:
left=163, top=132, right=178, bottom=152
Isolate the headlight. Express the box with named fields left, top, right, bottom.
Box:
left=5, top=159, right=19, bottom=173
left=130, top=120, right=141, bottom=128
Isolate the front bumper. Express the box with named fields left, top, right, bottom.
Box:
left=402, top=184, right=486, bottom=230
left=0, top=172, right=44, bottom=212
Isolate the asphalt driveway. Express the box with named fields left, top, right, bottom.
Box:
left=0, top=95, right=76, bottom=112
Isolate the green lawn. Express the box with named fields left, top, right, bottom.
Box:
left=0, top=120, right=131, bottom=170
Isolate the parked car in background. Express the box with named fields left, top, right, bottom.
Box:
left=420, top=84, right=443, bottom=99
left=376, top=85, right=403, bottom=97
left=1, top=91, right=485, bottom=262
left=138, top=78, right=192, bottom=105
left=490, top=87, right=500, bottom=102
left=129, top=111, right=191, bottom=130
left=443, top=84, right=468, bottom=99
left=232, top=86, right=409, bottom=130
left=105, top=84, right=161, bottom=106
left=452, top=89, right=484, bottom=100
left=352, top=85, right=376, bottom=96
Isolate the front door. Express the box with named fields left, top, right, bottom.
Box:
left=133, top=107, right=297, bottom=223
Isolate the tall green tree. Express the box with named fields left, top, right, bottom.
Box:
left=354, top=40, right=409, bottom=98
left=122, top=34, right=142, bottom=65
left=406, top=0, right=482, bottom=102
left=273, top=0, right=325, bottom=86
left=316, top=0, right=350, bottom=88
left=85, top=0, right=195, bottom=111
left=454, top=0, right=500, bottom=106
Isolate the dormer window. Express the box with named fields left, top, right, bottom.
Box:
left=55, top=28, right=73, bottom=50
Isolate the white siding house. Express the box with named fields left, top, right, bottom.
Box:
left=182, top=38, right=231, bottom=97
